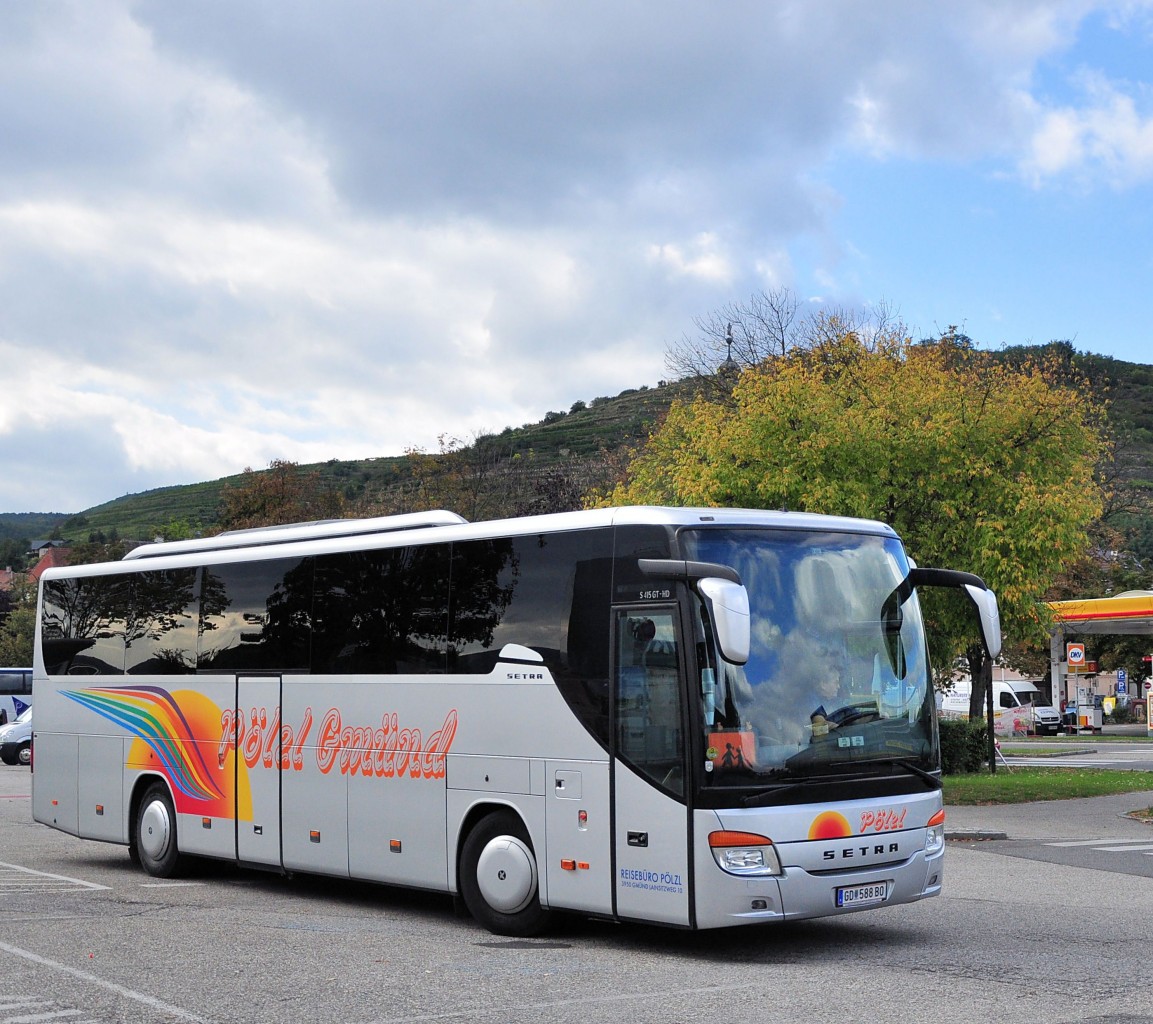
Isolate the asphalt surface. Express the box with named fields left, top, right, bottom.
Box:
left=4, top=761, right=1153, bottom=1022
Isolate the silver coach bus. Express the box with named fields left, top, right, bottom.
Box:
left=31, top=506, right=999, bottom=934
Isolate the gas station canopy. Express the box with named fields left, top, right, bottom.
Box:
left=1047, top=590, right=1153, bottom=725
left=1048, top=590, right=1153, bottom=636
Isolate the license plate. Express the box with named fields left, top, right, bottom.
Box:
left=836, top=882, right=889, bottom=908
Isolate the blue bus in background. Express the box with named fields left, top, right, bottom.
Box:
left=0, top=668, right=32, bottom=724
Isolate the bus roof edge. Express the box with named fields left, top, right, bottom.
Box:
left=121, top=510, right=469, bottom=561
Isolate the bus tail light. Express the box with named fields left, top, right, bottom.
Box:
left=709, top=830, right=782, bottom=876
left=925, top=808, right=945, bottom=856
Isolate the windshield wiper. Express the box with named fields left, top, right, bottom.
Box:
left=828, top=756, right=941, bottom=790
left=739, top=775, right=829, bottom=808
left=737, top=756, right=940, bottom=807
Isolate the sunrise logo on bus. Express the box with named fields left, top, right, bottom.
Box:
left=809, top=807, right=910, bottom=840
left=808, top=811, right=853, bottom=840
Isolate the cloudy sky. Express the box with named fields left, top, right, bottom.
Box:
left=3, top=1, right=1153, bottom=514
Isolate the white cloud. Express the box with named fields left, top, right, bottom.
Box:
left=1021, top=73, right=1153, bottom=186
left=2, top=0, right=1153, bottom=514
left=647, top=234, right=733, bottom=284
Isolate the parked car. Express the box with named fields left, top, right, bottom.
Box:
left=0, top=707, right=31, bottom=766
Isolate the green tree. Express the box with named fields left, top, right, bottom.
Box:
left=156, top=518, right=200, bottom=542
left=216, top=460, right=347, bottom=532
left=600, top=332, right=1108, bottom=707
left=0, top=538, right=30, bottom=571
left=374, top=434, right=512, bottom=523
left=0, top=577, right=36, bottom=666
left=360, top=431, right=622, bottom=523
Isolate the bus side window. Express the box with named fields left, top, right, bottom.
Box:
left=449, top=530, right=616, bottom=748
left=312, top=546, right=449, bottom=675
left=39, top=575, right=129, bottom=675
left=0, top=670, right=31, bottom=695
left=199, top=558, right=312, bottom=672
left=126, top=568, right=199, bottom=674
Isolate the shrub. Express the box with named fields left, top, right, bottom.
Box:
left=939, top=718, right=988, bottom=775
left=1108, top=702, right=1141, bottom=725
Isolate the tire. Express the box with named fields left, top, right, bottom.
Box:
left=134, top=782, right=182, bottom=877
left=460, top=811, right=551, bottom=937
left=16, top=743, right=30, bottom=767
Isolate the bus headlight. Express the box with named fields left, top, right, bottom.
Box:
left=709, top=831, right=782, bottom=876
left=925, top=809, right=945, bottom=857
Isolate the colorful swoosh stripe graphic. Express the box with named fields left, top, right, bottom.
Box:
left=64, top=685, right=225, bottom=803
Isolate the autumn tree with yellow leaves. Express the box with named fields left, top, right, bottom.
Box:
left=599, top=331, right=1108, bottom=713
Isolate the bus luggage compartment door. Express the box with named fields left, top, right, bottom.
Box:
left=235, top=676, right=282, bottom=867
left=545, top=760, right=611, bottom=915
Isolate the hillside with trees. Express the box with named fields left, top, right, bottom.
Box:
left=1, top=380, right=694, bottom=555
left=0, top=344, right=1150, bottom=556
left=1, top=298, right=1151, bottom=690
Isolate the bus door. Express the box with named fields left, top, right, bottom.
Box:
left=612, top=606, right=692, bottom=926
left=235, top=675, right=283, bottom=868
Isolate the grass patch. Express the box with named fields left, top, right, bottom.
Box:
left=1006, top=733, right=1153, bottom=744
left=944, top=767, right=1153, bottom=805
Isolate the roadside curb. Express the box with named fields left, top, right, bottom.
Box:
left=945, top=829, right=1008, bottom=842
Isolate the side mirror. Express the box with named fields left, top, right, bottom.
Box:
left=698, top=577, right=751, bottom=666
left=962, top=583, right=1002, bottom=660
left=889, top=567, right=1003, bottom=661
left=637, top=557, right=751, bottom=667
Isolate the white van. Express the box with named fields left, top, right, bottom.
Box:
left=940, top=679, right=1061, bottom=736
left=0, top=707, right=32, bottom=766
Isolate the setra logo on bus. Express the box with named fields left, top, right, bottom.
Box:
left=822, top=840, right=902, bottom=862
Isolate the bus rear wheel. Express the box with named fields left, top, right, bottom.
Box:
left=134, top=782, right=182, bottom=877
left=460, top=811, right=551, bottom=937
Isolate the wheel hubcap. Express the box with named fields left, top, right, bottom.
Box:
left=139, top=799, right=172, bottom=863
left=475, top=835, right=536, bottom=914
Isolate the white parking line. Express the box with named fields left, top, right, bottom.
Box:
left=139, top=882, right=204, bottom=888
left=0, top=1008, right=86, bottom=1021
left=0, top=997, right=102, bottom=1023
left=1047, top=839, right=1136, bottom=847
left=0, top=863, right=110, bottom=892
left=1046, top=839, right=1153, bottom=852
left=0, top=941, right=212, bottom=1024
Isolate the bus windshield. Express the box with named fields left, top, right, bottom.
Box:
left=682, top=528, right=936, bottom=789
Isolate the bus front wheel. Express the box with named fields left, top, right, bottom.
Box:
left=134, top=782, right=182, bottom=877
left=460, top=811, right=551, bottom=937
